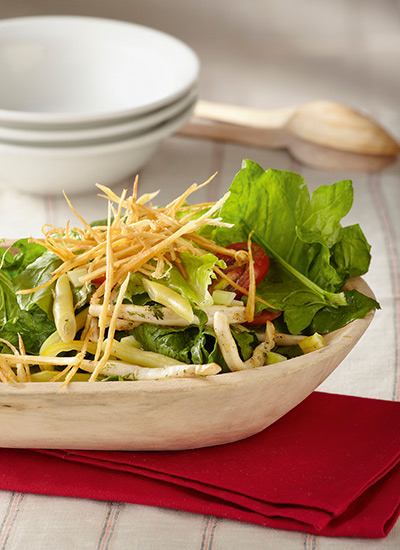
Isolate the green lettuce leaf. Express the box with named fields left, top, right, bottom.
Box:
left=0, top=304, right=56, bottom=355
left=305, top=289, right=379, bottom=334
left=0, top=271, right=20, bottom=326
left=211, top=160, right=375, bottom=333
left=13, top=250, right=62, bottom=319
left=253, top=261, right=336, bottom=333
left=0, top=269, right=55, bottom=355
left=330, top=224, right=372, bottom=281
left=123, top=252, right=224, bottom=308
left=0, top=238, right=48, bottom=280
left=122, top=273, right=150, bottom=306
left=131, top=318, right=259, bottom=372
left=162, top=251, right=224, bottom=307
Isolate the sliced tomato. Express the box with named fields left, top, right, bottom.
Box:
left=215, top=242, right=270, bottom=297
left=91, top=275, right=106, bottom=286
left=245, top=309, right=281, bottom=326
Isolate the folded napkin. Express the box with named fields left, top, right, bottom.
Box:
left=1, top=391, right=399, bottom=538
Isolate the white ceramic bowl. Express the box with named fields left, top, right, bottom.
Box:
left=0, top=101, right=195, bottom=195
left=0, top=277, right=375, bottom=450
left=0, top=16, right=199, bottom=127
left=0, top=86, right=198, bottom=146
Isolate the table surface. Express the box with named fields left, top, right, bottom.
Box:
left=0, top=0, right=399, bottom=548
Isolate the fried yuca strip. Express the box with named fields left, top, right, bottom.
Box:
left=96, top=183, right=160, bottom=211
left=0, top=354, right=18, bottom=382
left=163, top=173, right=216, bottom=218
left=245, top=231, right=256, bottom=323
left=0, top=337, right=26, bottom=382
left=190, top=233, right=238, bottom=258
left=18, top=334, right=31, bottom=382
left=109, top=192, right=230, bottom=286
left=18, top=179, right=234, bottom=301
left=77, top=233, right=180, bottom=285
left=90, top=272, right=131, bottom=382
left=94, top=202, right=115, bottom=362
left=63, top=191, right=103, bottom=244
left=60, top=326, right=94, bottom=388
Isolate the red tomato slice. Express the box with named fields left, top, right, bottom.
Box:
left=215, top=242, right=281, bottom=324
left=91, top=275, right=106, bottom=286
left=245, top=309, right=281, bottom=326
left=216, top=242, right=270, bottom=297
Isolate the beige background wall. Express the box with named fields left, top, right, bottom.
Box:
left=2, top=0, right=399, bottom=141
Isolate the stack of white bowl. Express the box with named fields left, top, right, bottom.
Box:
left=0, top=16, right=199, bottom=195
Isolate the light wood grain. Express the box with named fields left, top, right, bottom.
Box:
left=178, top=100, right=400, bottom=171
left=0, top=277, right=375, bottom=451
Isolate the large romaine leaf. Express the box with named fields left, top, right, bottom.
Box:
left=212, top=160, right=375, bottom=333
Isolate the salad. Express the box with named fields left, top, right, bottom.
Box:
left=0, top=160, right=379, bottom=385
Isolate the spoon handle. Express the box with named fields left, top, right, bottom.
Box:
left=177, top=117, right=287, bottom=148
left=193, top=100, right=297, bottom=129
left=178, top=100, right=296, bottom=149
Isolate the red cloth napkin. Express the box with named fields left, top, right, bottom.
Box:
left=1, top=391, right=399, bottom=538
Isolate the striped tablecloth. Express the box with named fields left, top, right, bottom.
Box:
left=0, top=136, right=398, bottom=549
left=0, top=0, right=399, bottom=547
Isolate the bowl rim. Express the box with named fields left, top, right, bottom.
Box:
left=0, top=276, right=376, bottom=397
left=0, top=86, right=198, bottom=145
left=0, top=99, right=196, bottom=156
left=0, top=15, right=200, bottom=124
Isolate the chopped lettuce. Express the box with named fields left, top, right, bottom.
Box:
left=161, top=251, right=224, bottom=307
left=123, top=252, right=224, bottom=308
left=123, top=273, right=151, bottom=306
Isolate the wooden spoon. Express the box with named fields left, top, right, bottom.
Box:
left=178, top=100, right=400, bottom=171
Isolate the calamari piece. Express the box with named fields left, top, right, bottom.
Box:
left=80, top=360, right=221, bottom=380
left=213, top=311, right=275, bottom=372
left=274, top=333, right=307, bottom=346
left=264, top=321, right=276, bottom=352
left=89, top=304, right=247, bottom=327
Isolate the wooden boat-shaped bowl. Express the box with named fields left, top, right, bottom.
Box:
left=0, top=277, right=375, bottom=451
